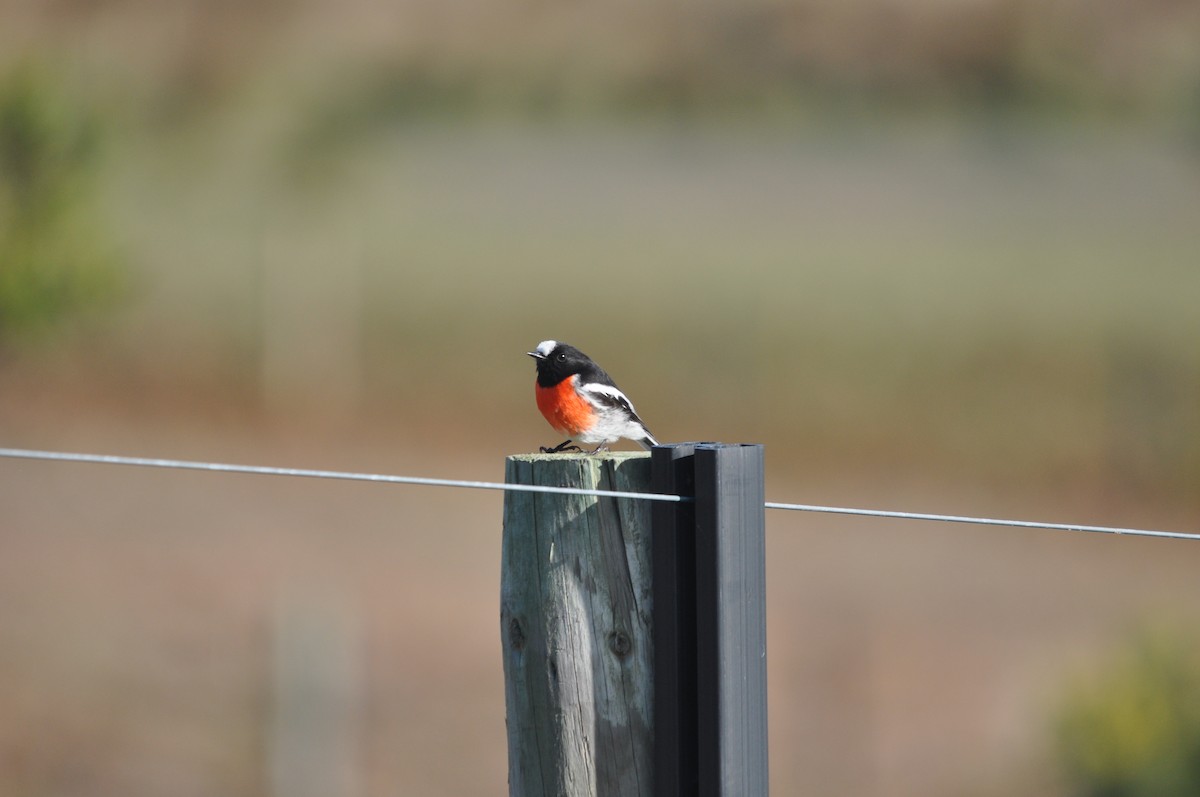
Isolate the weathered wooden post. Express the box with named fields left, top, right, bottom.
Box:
left=501, top=452, right=654, bottom=797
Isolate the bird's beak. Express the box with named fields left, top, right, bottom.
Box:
left=527, top=351, right=544, bottom=360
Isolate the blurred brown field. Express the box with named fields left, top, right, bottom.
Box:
left=2, top=1, right=1200, bottom=796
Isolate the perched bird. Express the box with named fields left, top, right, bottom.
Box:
left=527, top=340, right=658, bottom=454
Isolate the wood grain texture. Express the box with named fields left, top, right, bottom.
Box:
left=501, top=452, right=653, bottom=797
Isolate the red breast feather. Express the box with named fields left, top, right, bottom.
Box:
left=535, top=375, right=596, bottom=437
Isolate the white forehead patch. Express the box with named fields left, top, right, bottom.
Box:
left=534, top=340, right=558, bottom=357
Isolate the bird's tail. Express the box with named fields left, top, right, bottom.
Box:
left=636, top=430, right=659, bottom=449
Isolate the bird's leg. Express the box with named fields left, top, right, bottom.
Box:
left=588, top=443, right=609, bottom=455
left=540, top=440, right=582, bottom=454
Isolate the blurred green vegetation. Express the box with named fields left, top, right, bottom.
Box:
left=272, top=0, right=1200, bottom=171
left=6, top=1, right=1200, bottom=146
left=1056, top=626, right=1200, bottom=797
left=0, top=64, right=123, bottom=341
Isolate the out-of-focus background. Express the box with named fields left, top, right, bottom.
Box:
left=2, top=1, right=1199, bottom=795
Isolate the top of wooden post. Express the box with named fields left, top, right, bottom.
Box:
left=506, top=451, right=651, bottom=465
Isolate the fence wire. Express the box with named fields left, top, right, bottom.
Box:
left=0, top=447, right=683, bottom=503
left=1, top=447, right=1196, bottom=541
left=764, top=501, right=1199, bottom=541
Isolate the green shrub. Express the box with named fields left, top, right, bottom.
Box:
left=0, top=64, right=123, bottom=340
left=1055, top=626, right=1200, bottom=797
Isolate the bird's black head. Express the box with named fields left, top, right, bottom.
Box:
left=527, top=340, right=595, bottom=387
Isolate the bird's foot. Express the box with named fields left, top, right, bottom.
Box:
left=540, top=440, right=582, bottom=454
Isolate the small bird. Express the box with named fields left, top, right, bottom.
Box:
left=527, top=340, right=658, bottom=454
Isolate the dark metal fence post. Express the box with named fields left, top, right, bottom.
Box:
left=695, top=444, right=769, bottom=796
left=651, top=443, right=698, bottom=797
left=652, top=443, right=768, bottom=797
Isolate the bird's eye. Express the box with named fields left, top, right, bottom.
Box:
left=557, top=353, right=567, bottom=361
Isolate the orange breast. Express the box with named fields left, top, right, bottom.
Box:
left=535, top=375, right=595, bottom=437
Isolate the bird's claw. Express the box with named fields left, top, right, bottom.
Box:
left=540, top=441, right=582, bottom=454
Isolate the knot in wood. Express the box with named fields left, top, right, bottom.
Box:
left=507, top=617, right=526, bottom=651
left=607, top=629, right=632, bottom=658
